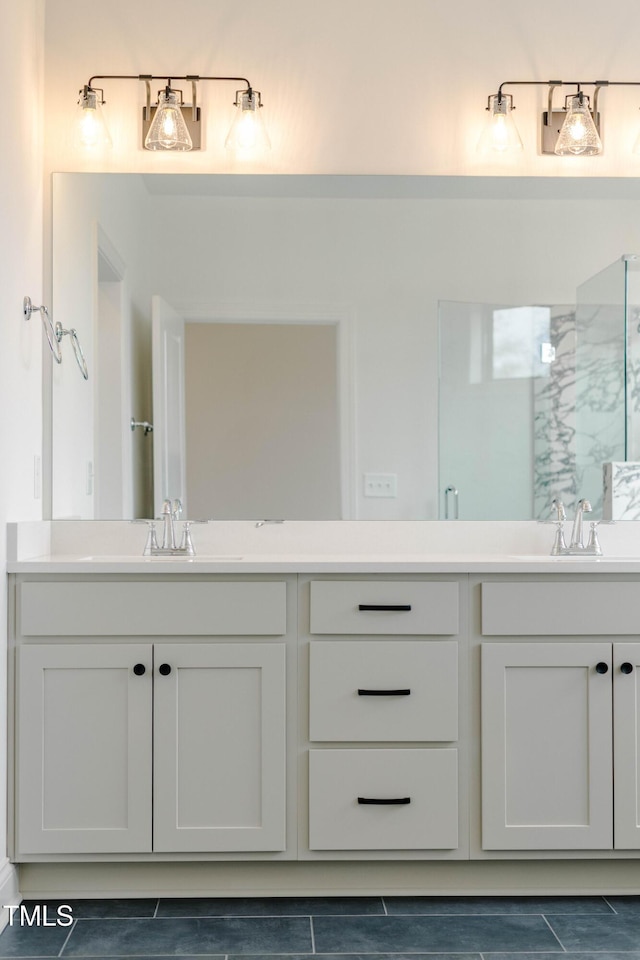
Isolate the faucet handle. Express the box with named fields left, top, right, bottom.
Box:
left=131, top=519, right=159, bottom=556
left=172, top=498, right=183, bottom=519
left=587, top=521, right=603, bottom=556
left=179, top=519, right=207, bottom=556
left=552, top=498, right=566, bottom=521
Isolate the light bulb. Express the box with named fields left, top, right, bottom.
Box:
left=554, top=94, right=602, bottom=156
left=225, top=89, right=270, bottom=157
left=145, top=88, right=192, bottom=151
left=477, top=94, right=523, bottom=155
left=73, top=87, right=112, bottom=151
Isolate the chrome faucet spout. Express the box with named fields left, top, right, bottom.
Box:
left=570, top=498, right=592, bottom=550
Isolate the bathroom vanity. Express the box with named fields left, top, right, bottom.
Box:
left=9, top=520, right=640, bottom=898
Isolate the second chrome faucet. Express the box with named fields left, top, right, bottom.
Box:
left=550, top=498, right=602, bottom=556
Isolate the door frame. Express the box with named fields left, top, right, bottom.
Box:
left=172, top=299, right=357, bottom=519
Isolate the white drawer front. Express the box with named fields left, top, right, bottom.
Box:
left=482, top=581, right=640, bottom=636
left=19, top=581, right=287, bottom=637
left=310, top=581, right=459, bottom=635
left=309, top=641, right=458, bottom=741
left=308, top=748, right=458, bottom=850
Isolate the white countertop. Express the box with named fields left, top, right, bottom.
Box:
left=8, top=520, right=640, bottom=574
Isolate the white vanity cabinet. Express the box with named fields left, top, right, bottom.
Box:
left=479, top=579, right=640, bottom=853
left=12, top=577, right=293, bottom=859
left=302, top=577, right=466, bottom=857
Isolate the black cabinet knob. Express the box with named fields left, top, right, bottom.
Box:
left=158, top=663, right=172, bottom=676
left=595, top=661, right=609, bottom=674
left=621, top=662, right=634, bottom=674
left=133, top=663, right=146, bottom=676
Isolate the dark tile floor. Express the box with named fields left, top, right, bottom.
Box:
left=1, top=896, right=640, bottom=957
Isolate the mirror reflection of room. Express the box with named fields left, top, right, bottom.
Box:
left=52, top=174, right=640, bottom=522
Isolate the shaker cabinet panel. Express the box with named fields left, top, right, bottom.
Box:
left=153, top=643, right=287, bottom=852
left=614, top=643, right=640, bottom=849
left=18, top=580, right=287, bottom=637
left=309, top=580, right=459, bottom=635
left=17, top=644, right=153, bottom=855
left=308, top=748, right=458, bottom=850
left=481, top=582, right=640, bottom=636
left=309, top=640, right=458, bottom=742
left=481, top=641, right=613, bottom=850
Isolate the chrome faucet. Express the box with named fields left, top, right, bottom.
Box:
left=549, top=498, right=603, bottom=556
left=135, top=499, right=207, bottom=557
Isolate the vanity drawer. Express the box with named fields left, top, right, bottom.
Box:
left=309, top=641, right=458, bottom=741
left=309, top=580, right=459, bottom=635
left=308, top=748, right=458, bottom=850
left=482, top=581, right=640, bottom=636
left=18, top=580, right=287, bottom=637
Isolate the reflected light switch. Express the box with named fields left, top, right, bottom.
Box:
left=364, top=473, right=398, bottom=497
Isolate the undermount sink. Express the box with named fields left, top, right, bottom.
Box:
left=79, top=554, right=244, bottom=561
left=510, top=554, right=630, bottom=561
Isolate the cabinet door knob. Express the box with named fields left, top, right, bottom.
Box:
left=133, top=663, right=146, bottom=676
left=621, top=662, right=634, bottom=674
left=595, top=661, right=609, bottom=674
left=158, top=663, right=172, bottom=676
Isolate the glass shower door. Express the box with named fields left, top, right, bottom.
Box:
left=575, top=256, right=639, bottom=517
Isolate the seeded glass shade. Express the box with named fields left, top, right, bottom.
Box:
left=225, top=90, right=271, bottom=155
left=73, top=88, right=112, bottom=150
left=554, top=95, right=602, bottom=156
left=145, top=89, right=192, bottom=151
left=477, top=94, right=523, bottom=154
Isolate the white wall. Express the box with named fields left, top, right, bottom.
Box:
left=0, top=0, right=44, bottom=908
left=43, top=0, right=640, bottom=178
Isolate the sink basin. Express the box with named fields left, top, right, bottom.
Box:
left=78, top=554, right=244, bottom=561
left=510, top=554, right=630, bottom=561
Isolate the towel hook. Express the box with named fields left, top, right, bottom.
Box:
left=23, top=296, right=89, bottom=379
left=23, top=297, right=62, bottom=365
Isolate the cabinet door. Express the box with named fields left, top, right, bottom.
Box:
left=481, top=642, right=612, bottom=850
left=17, top=644, right=152, bottom=854
left=614, top=642, right=640, bottom=848
left=153, top=642, right=286, bottom=852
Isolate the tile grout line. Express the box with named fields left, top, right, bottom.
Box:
left=542, top=913, right=568, bottom=952
left=310, top=915, right=316, bottom=954
left=57, top=917, right=78, bottom=957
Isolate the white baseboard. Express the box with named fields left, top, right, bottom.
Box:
left=0, top=859, right=21, bottom=931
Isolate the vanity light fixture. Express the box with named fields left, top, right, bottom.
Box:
left=479, top=80, right=640, bottom=156
left=74, top=74, right=269, bottom=154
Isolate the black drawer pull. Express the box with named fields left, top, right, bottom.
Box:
left=595, top=661, right=609, bottom=675
left=158, top=663, right=172, bottom=676
left=358, top=688, right=411, bottom=696
left=358, top=604, right=412, bottom=612
left=357, top=796, right=411, bottom=805
left=621, top=662, right=634, bottom=674
left=133, top=663, right=146, bottom=676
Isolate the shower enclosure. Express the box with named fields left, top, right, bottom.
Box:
left=575, top=255, right=640, bottom=519
left=438, top=256, right=640, bottom=520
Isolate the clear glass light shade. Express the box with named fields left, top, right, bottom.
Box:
left=477, top=94, right=523, bottom=154
left=144, top=89, right=192, bottom=151
left=73, top=88, right=112, bottom=150
left=554, top=95, right=602, bottom=156
left=225, top=90, right=271, bottom=156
